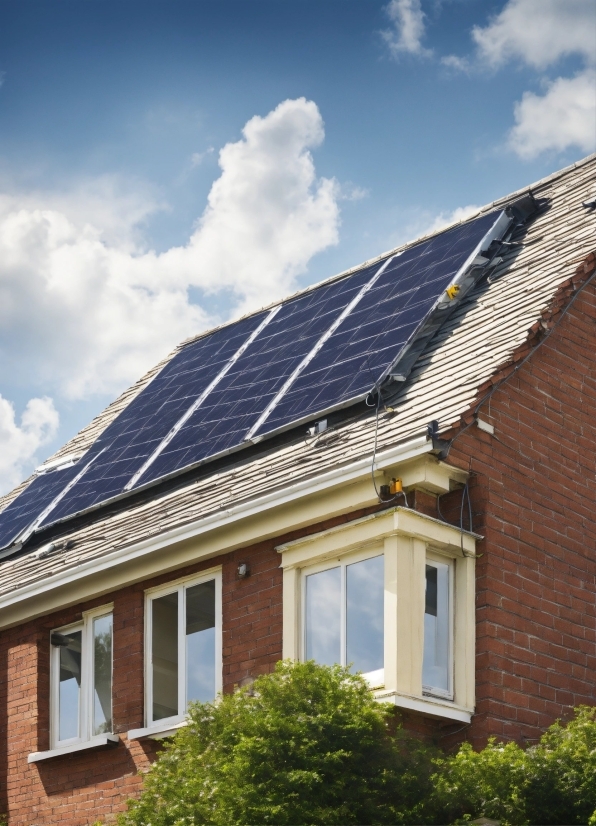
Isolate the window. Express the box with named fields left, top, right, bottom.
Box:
left=303, top=552, right=384, bottom=685
left=423, top=558, right=452, bottom=698
left=50, top=605, right=113, bottom=748
left=146, top=570, right=222, bottom=727
left=279, top=504, right=477, bottom=723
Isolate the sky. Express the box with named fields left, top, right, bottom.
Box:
left=0, top=0, right=594, bottom=494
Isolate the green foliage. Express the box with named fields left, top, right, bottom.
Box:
left=427, top=706, right=596, bottom=826
left=115, top=664, right=596, bottom=826
left=117, top=660, right=436, bottom=826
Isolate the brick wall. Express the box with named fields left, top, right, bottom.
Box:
left=444, top=281, right=596, bottom=748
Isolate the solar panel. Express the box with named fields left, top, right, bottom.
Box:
left=0, top=464, right=81, bottom=551
left=39, top=310, right=272, bottom=527
left=131, top=261, right=380, bottom=487
left=0, top=205, right=518, bottom=548
left=252, top=210, right=505, bottom=438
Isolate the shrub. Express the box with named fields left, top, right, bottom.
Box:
left=118, top=660, right=436, bottom=826
left=428, top=706, right=596, bottom=826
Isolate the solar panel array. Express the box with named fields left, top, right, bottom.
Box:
left=0, top=208, right=512, bottom=549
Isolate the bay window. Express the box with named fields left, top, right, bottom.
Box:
left=279, top=505, right=476, bottom=724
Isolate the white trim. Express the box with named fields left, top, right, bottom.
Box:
left=126, top=306, right=281, bottom=491
left=376, top=691, right=472, bottom=724
left=127, top=721, right=188, bottom=741
left=246, top=254, right=397, bottom=441
left=422, top=555, right=454, bottom=700
left=0, top=434, right=431, bottom=619
left=28, top=735, right=119, bottom=763
left=145, top=568, right=222, bottom=729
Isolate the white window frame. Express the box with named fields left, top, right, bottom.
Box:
left=422, top=553, right=454, bottom=701
left=145, top=567, right=222, bottom=729
left=300, top=547, right=385, bottom=687
left=50, top=603, right=114, bottom=750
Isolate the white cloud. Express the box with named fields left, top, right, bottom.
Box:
left=440, top=54, right=470, bottom=73
left=508, top=69, right=596, bottom=159
left=0, top=97, right=340, bottom=402
left=472, top=0, right=596, bottom=70
left=190, top=147, right=215, bottom=168
left=423, top=204, right=482, bottom=235
left=381, top=0, right=432, bottom=58
left=0, top=395, right=58, bottom=494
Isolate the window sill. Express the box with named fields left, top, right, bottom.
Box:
left=28, top=735, right=120, bottom=763
left=127, top=720, right=188, bottom=741
left=375, top=690, right=472, bottom=723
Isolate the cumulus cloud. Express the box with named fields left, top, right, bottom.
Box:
left=459, top=0, right=596, bottom=160
left=381, top=0, right=432, bottom=58
left=472, top=0, right=595, bottom=70
left=0, top=396, right=59, bottom=493
left=0, top=97, right=340, bottom=402
left=508, top=70, right=596, bottom=159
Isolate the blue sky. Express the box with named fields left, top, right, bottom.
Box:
left=0, top=0, right=594, bottom=493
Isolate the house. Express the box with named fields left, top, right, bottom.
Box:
left=0, top=154, right=594, bottom=825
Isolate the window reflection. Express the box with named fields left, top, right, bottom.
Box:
left=93, top=614, right=113, bottom=735
left=152, top=591, right=179, bottom=720
left=305, top=567, right=341, bottom=665
left=423, top=562, right=450, bottom=694
left=58, top=630, right=81, bottom=742
left=186, top=580, right=216, bottom=704
left=346, top=555, right=384, bottom=674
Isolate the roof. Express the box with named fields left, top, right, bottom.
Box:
left=0, top=153, right=594, bottom=600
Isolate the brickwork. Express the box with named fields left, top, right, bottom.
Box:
left=445, top=280, right=596, bottom=748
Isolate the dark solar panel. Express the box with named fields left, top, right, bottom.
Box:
left=253, top=211, right=503, bottom=438
left=0, top=464, right=81, bottom=551
left=40, top=311, right=271, bottom=527
left=133, top=261, right=379, bottom=486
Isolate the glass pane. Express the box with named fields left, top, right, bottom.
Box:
left=305, top=567, right=341, bottom=665
left=346, top=555, right=384, bottom=674
left=152, top=592, right=179, bottom=721
left=58, top=630, right=81, bottom=741
left=423, top=563, right=450, bottom=693
left=93, top=614, right=113, bottom=735
left=186, top=580, right=216, bottom=705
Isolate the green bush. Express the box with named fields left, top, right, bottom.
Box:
left=118, top=660, right=436, bottom=826
left=427, top=706, right=596, bottom=826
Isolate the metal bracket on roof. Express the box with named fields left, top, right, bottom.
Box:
left=427, top=420, right=450, bottom=459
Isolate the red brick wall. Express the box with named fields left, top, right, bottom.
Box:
left=444, top=282, right=596, bottom=748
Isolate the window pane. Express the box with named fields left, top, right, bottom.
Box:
left=423, top=563, right=450, bottom=693
left=152, top=592, right=179, bottom=720
left=305, top=567, right=341, bottom=666
left=58, top=630, right=81, bottom=741
left=346, top=555, right=384, bottom=674
left=186, top=580, right=216, bottom=704
left=93, top=614, right=113, bottom=735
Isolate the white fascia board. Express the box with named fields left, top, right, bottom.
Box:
left=0, top=433, right=431, bottom=617
left=28, top=734, right=120, bottom=762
